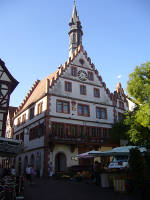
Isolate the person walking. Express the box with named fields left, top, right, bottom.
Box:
left=49, top=162, right=53, bottom=179
left=93, top=161, right=100, bottom=185
left=26, top=165, right=31, bottom=184
left=11, top=165, right=16, bottom=176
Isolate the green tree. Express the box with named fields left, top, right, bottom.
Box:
left=127, top=62, right=150, bottom=104
left=126, top=62, right=150, bottom=145
left=128, top=148, right=146, bottom=190
left=110, top=119, right=129, bottom=144
left=124, top=110, right=150, bottom=145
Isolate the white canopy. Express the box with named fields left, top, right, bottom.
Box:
left=76, top=150, right=100, bottom=159
left=0, top=137, right=23, bottom=157
left=89, top=146, right=147, bottom=156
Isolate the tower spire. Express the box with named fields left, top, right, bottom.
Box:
left=68, top=2, right=83, bottom=57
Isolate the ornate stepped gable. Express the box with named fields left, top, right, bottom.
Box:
left=15, top=44, right=120, bottom=117
left=49, top=44, right=113, bottom=102
left=14, top=2, right=128, bottom=117
left=15, top=80, right=40, bottom=115
left=114, top=82, right=128, bottom=107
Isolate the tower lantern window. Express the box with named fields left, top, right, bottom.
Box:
left=73, top=33, right=76, bottom=43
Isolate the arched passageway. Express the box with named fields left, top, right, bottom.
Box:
left=55, top=152, right=67, bottom=172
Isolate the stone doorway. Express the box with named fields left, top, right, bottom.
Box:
left=55, top=152, right=67, bottom=172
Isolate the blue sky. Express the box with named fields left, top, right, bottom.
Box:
left=0, top=0, right=150, bottom=107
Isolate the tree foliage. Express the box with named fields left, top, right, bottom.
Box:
left=127, top=62, right=150, bottom=104
left=128, top=148, right=146, bottom=190
left=126, top=62, right=150, bottom=145
left=110, top=119, right=129, bottom=144
left=124, top=110, right=150, bottom=146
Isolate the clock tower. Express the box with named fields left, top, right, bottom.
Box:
left=68, top=1, right=83, bottom=57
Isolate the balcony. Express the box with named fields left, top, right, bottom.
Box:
left=49, top=134, right=110, bottom=146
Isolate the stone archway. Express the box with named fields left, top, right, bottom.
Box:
left=55, top=152, right=67, bottom=172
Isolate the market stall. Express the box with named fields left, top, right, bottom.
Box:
left=0, top=137, right=24, bottom=200
left=89, top=146, right=148, bottom=192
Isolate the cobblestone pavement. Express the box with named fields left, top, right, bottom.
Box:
left=24, top=178, right=139, bottom=200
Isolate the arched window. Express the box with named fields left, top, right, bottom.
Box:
left=77, top=33, right=80, bottom=44
left=73, top=33, right=76, bottom=43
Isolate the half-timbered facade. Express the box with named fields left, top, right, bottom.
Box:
left=0, top=59, right=18, bottom=137
left=13, top=4, right=128, bottom=176
left=5, top=106, right=17, bottom=138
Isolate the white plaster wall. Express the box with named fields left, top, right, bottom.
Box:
left=51, top=78, right=112, bottom=106
left=50, top=52, right=112, bottom=106
left=50, top=96, right=114, bottom=124
left=50, top=117, right=112, bottom=129
left=14, top=96, right=47, bottom=128
left=72, top=52, right=91, bottom=69
left=15, top=149, right=44, bottom=176
left=24, top=136, right=44, bottom=151
left=35, top=96, right=47, bottom=115
left=52, top=144, right=79, bottom=170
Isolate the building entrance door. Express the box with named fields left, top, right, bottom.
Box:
left=55, top=153, right=67, bottom=172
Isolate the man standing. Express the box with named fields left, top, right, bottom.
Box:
left=49, top=162, right=53, bottom=179
left=11, top=165, right=16, bottom=176
left=93, top=161, right=100, bottom=185
left=26, top=165, right=31, bottom=184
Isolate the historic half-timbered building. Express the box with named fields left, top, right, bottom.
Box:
left=0, top=59, right=18, bottom=137
left=13, top=4, right=128, bottom=176
left=5, top=106, right=17, bottom=139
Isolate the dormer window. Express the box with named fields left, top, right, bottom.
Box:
left=37, top=102, right=43, bottom=115
left=22, top=113, right=26, bottom=124
left=29, top=107, right=35, bottom=119
left=17, top=117, right=21, bottom=127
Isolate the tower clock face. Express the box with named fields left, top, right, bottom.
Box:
left=78, top=70, right=87, bottom=81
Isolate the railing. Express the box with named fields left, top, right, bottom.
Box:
left=49, top=134, right=110, bottom=145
